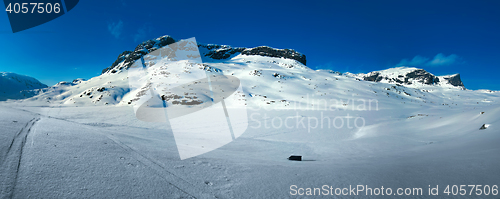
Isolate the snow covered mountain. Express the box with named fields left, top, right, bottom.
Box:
left=345, top=67, right=465, bottom=89
left=0, top=72, right=47, bottom=101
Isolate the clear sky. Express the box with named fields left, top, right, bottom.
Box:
left=1, top=0, right=499, bottom=90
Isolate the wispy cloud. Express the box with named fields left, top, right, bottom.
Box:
left=396, top=55, right=430, bottom=67
left=396, top=53, right=460, bottom=67
left=119, top=0, right=127, bottom=6
left=108, top=20, right=124, bottom=39
left=427, top=53, right=460, bottom=66
left=134, top=24, right=154, bottom=43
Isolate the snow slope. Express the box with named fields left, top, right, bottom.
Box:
left=2, top=96, right=499, bottom=198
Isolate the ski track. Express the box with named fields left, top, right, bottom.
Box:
left=1, top=117, right=40, bottom=199
left=11, top=107, right=216, bottom=199
left=102, top=133, right=215, bottom=199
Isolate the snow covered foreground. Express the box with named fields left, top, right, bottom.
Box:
left=0, top=100, right=499, bottom=198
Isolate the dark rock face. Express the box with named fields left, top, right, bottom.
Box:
left=444, top=74, right=465, bottom=87
left=363, top=72, right=383, bottom=82
left=241, top=46, right=306, bottom=65
left=200, top=45, right=307, bottom=65
left=201, top=44, right=245, bottom=60
left=405, top=69, right=439, bottom=85
left=102, top=36, right=176, bottom=74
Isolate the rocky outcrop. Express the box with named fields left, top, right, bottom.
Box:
left=443, top=74, right=464, bottom=87
left=404, top=69, right=440, bottom=85
left=354, top=67, right=465, bottom=89
left=199, top=45, right=307, bottom=65
left=201, top=44, right=245, bottom=60
left=363, top=72, right=383, bottom=82
left=360, top=70, right=430, bottom=85
left=241, top=46, right=306, bottom=65
left=200, top=45, right=306, bottom=65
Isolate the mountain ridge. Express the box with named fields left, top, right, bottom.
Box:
left=101, top=35, right=307, bottom=75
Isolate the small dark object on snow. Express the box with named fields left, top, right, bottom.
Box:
left=288, top=155, right=302, bottom=161
left=479, top=124, right=487, bottom=130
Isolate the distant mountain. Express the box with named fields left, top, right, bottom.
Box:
left=0, top=72, right=47, bottom=101
left=345, top=67, right=465, bottom=89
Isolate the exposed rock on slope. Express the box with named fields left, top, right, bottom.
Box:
left=240, top=46, right=306, bottom=65
left=442, top=74, right=464, bottom=87
left=404, top=69, right=440, bottom=85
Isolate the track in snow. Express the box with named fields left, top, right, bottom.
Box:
left=0, top=117, right=40, bottom=199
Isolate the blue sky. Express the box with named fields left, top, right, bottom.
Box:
left=1, top=0, right=499, bottom=90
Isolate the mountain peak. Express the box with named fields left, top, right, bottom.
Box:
left=102, top=35, right=306, bottom=74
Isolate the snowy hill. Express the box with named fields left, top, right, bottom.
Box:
left=0, top=72, right=47, bottom=101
